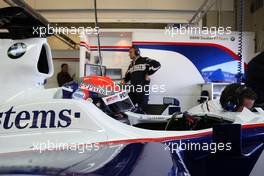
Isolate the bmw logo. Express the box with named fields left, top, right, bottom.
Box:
left=7, top=42, right=27, bottom=59
left=230, top=36, right=235, bottom=41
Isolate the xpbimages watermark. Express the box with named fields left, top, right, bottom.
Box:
left=165, top=25, right=232, bottom=38
left=79, top=81, right=167, bottom=96
left=32, top=24, right=100, bottom=37
left=31, top=140, right=100, bottom=154
left=164, top=141, right=232, bottom=154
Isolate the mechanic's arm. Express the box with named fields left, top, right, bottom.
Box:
left=146, top=57, right=161, bottom=75
left=123, top=65, right=132, bottom=83
left=57, top=73, right=64, bottom=87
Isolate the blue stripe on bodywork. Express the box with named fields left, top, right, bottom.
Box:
left=133, top=44, right=236, bottom=73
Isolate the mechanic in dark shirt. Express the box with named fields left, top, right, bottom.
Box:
left=123, top=46, right=161, bottom=110
left=57, top=63, right=75, bottom=87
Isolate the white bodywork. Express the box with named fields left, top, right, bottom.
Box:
left=0, top=38, right=53, bottom=104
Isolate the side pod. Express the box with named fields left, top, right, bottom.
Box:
left=208, top=124, right=264, bottom=176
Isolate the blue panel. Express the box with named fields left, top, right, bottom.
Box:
left=134, top=44, right=241, bottom=82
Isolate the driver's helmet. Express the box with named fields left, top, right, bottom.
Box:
left=62, top=76, right=121, bottom=100
left=79, top=76, right=121, bottom=99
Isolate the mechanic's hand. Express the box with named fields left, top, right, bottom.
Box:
left=121, top=79, right=125, bottom=85
left=145, top=74, right=150, bottom=81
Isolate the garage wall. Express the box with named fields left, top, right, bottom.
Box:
left=46, top=33, right=132, bottom=88
left=47, top=34, right=80, bottom=50
left=205, top=11, right=235, bottom=29
left=244, top=0, right=264, bottom=52
left=45, top=50, right=79, bottom=88
left=88, top=33, right=132, bottom=77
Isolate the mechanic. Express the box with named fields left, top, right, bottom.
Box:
left=57, top=63, right=75, bottom=87
left=123, top=46, right=161, bottom=111
left=220, top=83, right=257, bottom=112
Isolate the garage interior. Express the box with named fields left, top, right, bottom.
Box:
left=1, top=0, right=263, bottom=90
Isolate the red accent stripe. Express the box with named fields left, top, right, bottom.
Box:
left=29, top=123, right=264, bottom=148
left=80, top=41, right=90, bottom=50
left=89, top=46, right=131, bottom=49
left=80, top=44, right=90, bottom=50
left=80, top=44, right=130, bottom=51
left=98, top=123, right=264, bottom=145
left=1, top=123, right=264, bottom=156
left=80, top=41, right=89, bottom=46
left=242, top=123, right=264, bottom=129
left=80, top=41, right=131, bottom=49
left=132, top=41, right=241, bottom=61
left=99, top=131, right=213, bottom=145
left=53, top=58, right=79, bottom=60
